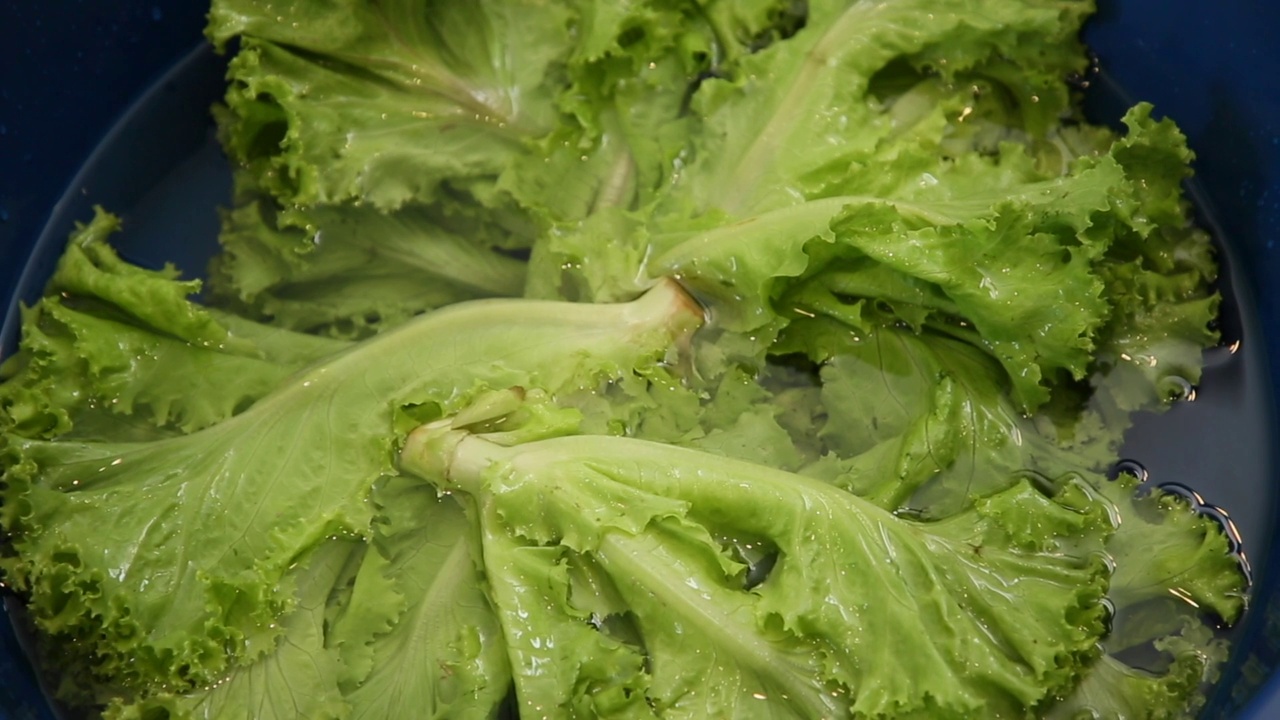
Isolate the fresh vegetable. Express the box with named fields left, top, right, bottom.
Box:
left=1, top=211, right=700, bottom=708
left=0, top=0, right=1248, bottom=718
left=400, top=412, right=1114, bottom=719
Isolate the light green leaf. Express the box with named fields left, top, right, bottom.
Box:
left=404, top=429, right=1114, bottom=718
left=333, top=480, right=510, bottom=719
left=1, top=275, right=702, bottom=693
left=209, top=0, right=574, bottom=209
left=105, top=541, right=357, bottom=720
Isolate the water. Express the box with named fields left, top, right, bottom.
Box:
left=1112, top=222, right=1274, bottom=715
left=0, top=43, right=1275, bottom=720
left=1117, top=193, right=1274, bottom=603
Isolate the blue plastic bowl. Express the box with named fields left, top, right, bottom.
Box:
left=1, top=2, right=1279, bottom=718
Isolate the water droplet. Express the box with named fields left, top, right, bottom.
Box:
left=0, top=124, right=7, bottom=135
left=151, top=5, right=162, bottom=20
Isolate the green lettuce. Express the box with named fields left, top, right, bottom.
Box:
left=207, top=0, right=573, bottom=210
left=400, top=417, right=1112, bottom=719
left=210, top=200, right=529, bottom=338
left=107, top=486, right=509, bottom=720
left=0, top=0, right=1249, bottom=718
left=0, top=212, right=702, bottom=700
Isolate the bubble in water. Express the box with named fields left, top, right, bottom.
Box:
left=1156, top=481, right=1253, bottom=586
left=743, top=551, right=777, bottom=591
left=1099, top=596, right=1117, bottom=636
left=1198, top=504, right=1246, bottom=554
left=1107, top=459, right=1148, bottom=483
left=1017, top=469, right=1059, bottom=496
left=1157, top=481, right=1205, bottom=506
left=1157, top=375, right=1195, bottom=402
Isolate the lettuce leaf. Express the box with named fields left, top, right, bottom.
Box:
left=650, top=107, right=1205, bottom=411
left=0, top=1, right=1247, bottom=717
left=0, top=215, right=703, bottom=697
left=329, top=481, right=510, bottom=720
left=209, top=199, right=529, bottom=338
left=105, top=486, right=510, bottom=720
left=207, top=0, right=573, bottom=210
left=402, top=424, right=1113, bottom=719
left=105, top=541, right=357, bottom=719
left=0, top=210, right=348, bottom=438
left=668, top=0, right=1092, bottom=217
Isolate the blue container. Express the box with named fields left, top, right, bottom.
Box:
left=1, top=1, right=1278, bottom=718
